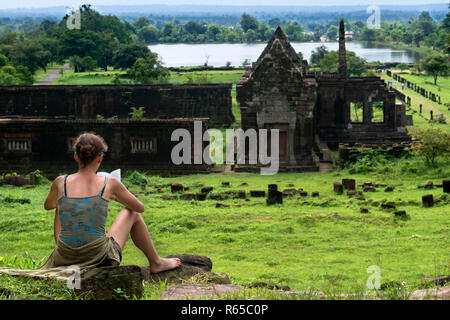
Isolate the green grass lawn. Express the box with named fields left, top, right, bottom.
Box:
left=1, top=157, right=449, bottom=299
left=380, top=71, right=450, bottom=135
left=51, top=68, right=244, bottom=86
left=51, top=67, right=127, bottom=85
left=3, top=67, right=448, bottom=300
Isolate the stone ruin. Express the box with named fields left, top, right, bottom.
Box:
left=0, top=85, right=226, bottom=174
left=0, top=21, right=411, bottom=174
left=236, top=21, right=411, bottom=172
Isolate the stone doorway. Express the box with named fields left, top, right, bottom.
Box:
left=265, top=124, right=289, bottom=164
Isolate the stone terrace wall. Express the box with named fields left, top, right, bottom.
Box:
left=0, top=118, right=211, bottom=174
left=0, top=84, right=234, bottom=127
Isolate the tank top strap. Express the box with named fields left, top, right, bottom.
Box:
left=62, top=175, right=68, bottom=197
left=99, top=176, right=108, bottom=197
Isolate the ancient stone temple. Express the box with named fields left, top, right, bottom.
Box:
left=236, top=27, right=318, bottom=171
left=0, top=20, right=411, bottom=175
left=0, top=84, right=230, bottom=174
left=236, top=21, right=411, bottom=172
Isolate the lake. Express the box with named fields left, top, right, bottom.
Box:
left=149, top=42, right=421, bottom=67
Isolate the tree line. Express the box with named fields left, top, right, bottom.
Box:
left=0, top=5, right=448, bottom=85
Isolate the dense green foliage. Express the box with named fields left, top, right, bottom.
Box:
left=128, top=52, right=170, bottom=84
left=412, top=128, right=450, bottom=165
left=420, top=53, right=449, bottom=85
left=0, top=5, right=448, bottom=85
left=319, top=50, right=368, bottom=76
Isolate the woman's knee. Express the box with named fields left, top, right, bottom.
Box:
left=119, top=207, right=140, bottom=222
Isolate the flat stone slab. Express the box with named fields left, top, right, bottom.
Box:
left=410, top=286, right=450, bottom=300
left=79, top=265, right=143, bottom=300
left=161, top=284, right=243, bottom=300
left=142, top=254, right=214, bottom=284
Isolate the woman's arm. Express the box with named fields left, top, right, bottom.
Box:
left=110, top=178, right=145, bottom=213
left=44, top=176, right=62, bottom=210
left=54, top=208, right=61, bottom=243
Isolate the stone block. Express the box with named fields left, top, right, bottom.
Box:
left=422, top=194, right=434, bottom=207
left=342, top=179, right=356, bottom=190
left=180, top=193, right=196, bottom=200
left=267, top=189, right=283, bottom=205
left=250, top=190, right=265, bottom=197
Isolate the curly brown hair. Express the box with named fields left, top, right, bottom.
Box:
left=72, top=132, right=108, bottom=167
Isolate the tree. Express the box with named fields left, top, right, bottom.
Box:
left=257, top=22, right=270, bottom=41
left=81, top=56, right=97, bottom=72
left=325, top=25, right=338, bottom=41
left=417, top=11, right=437, bottom=37
left=361, top=28, right=376, bottom=42
left=245, top=29, right=258, bottom=43
left=128, top=51, right=169, bottom=84
left=161, top=22, right=180, bottom=42
left=310, top=45, right=329, bottom=66
left=347, top=53, right=368, bottom=76
left=297, top=52, right=304, bottom=61
left=268, top=18, right=281, bottom=29
left=413, top=29, right=424, bottom=47
left=133, top=17, right=150, bottom=30
left=138, top=26, right=159, bottom=43
left=69, top=55, right=83, bottom=73
left=9, top=40, right=51, bottom=73
left=390, top=29, right=404, bottom=43
left=421, top=53, right=449, bottom=85
left=413, top=128, right=450, bottom=165
left=319, top=50, right=367, bottom=76
left=0, top=54, right=9, bottom=67
left=184, top=21, right=206, bottom=35
left=113, top=42, right=150, bottom=69
left=0, top=65, right=33, bottom=85
left=206, top=24, right=221, bottom=41
left=240, top=13, right=258, bottom=33
left=242, top=58, right=251, bottom=67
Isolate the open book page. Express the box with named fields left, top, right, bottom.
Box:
left=97, top=169, right=121, bottom=182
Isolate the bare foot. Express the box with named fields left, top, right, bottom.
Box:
left=149, top=257, right=181, bottom=274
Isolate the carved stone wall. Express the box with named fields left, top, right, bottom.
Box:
left=0, top=84, right=234, bottom=127
left=0, top=118, right=210, bottom=174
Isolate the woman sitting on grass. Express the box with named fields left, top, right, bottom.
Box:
left=43, top=132, right=181, bottom=273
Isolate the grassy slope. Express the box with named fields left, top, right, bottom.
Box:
left=7, top=67, right=447, bottom=300
left=380, top=71, right=450, bottom=134
left=1, top=165, right=449, bottom=297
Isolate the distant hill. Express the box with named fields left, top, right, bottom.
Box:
left=0, top=4, right=446, bottom=22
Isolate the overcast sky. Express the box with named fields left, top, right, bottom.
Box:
left=0, top=0, right=447, bottom=9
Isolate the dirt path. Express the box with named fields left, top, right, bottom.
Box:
left=34, top=64, right=70, bottom=85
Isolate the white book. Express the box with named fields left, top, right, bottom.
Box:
left=97, top=169, right=121, bottom=182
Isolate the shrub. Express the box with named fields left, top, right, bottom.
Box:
left=33, top=169, right=45, bottom=185
left=128, top=106, right=146, bottom=119
left=413, top=128, right=450, bottom=165
left=125, top=171, right=148, bottom=185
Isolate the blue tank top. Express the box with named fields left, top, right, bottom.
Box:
left=57, top=175, right=109, bottom=248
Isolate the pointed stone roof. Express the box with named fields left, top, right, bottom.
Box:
left=236, top=27, right=304, bottom=88
left=254, top=26, right=301, bottom=67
